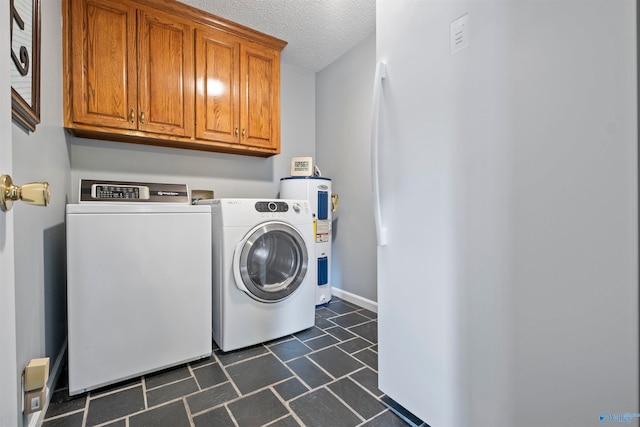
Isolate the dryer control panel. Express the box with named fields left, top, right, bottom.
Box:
left=255, top=201, right=289, bottom=213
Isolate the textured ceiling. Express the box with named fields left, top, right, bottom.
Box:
left=178, top=0, right=376, bottom=72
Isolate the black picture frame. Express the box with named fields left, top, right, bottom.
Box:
left=10, top=0, right=41, bottom=132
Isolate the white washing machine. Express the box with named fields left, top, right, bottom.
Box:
left=203, top=198, right=316, bottom=352
left=66, top=180, right=212, bottom=395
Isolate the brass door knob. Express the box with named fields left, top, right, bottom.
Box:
left=0, top=175, right=50, bottom=212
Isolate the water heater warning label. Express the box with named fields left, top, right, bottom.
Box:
left=316, top=219, right=331, bottom=243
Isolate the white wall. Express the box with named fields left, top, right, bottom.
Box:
left=316, top=34, right=377, bottom=302
left=507, top=2, right=637, bottom=423
left=376, top=1, right=638, bottom=426
left=70, top=63, right=315, bottom=201
left=11, top=1, right=72, bottom=425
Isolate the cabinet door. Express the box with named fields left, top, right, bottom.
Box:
left=240, top=44, right=280, bottom=151
left=195, top=28, right=240, bottom=144
left=137, top=10, right=194, bottom=137
left=70, top=0, right=137, bottom=130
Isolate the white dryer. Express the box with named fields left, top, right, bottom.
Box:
left=205, top=198, right=316, bottom=352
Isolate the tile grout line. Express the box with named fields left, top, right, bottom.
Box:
left=263, top=414, right=298, bottom=426
left=295, top=352, right=337, bottom=386
left=186, top=363, right=201, bottom=391
left=210, top=350, right=243, bottom=398
left=92, top=415, right=128, bottom=427
left=183, top=364, right=202, bottom=426
left=323, top=382, right=367, bottom=424
left=267, top=383, right=305, bottom=426
left=39, top=407, right=84, bottom=423
left=81, top=389, right=90, bottom=427
left=187, top=383, right=236, bottom=418
left=215, top=348, right=279, bottom=368
left=223, top=404, right=240, bottom=427
left=349, top=366, right=384, bottom=399
left=345, top=371, right=390, bottom=418
left=143, top=371, right=199, bottom=394
left=182, top=396, right=196, bottom=427
left=87, top=381, right=141, bottom=401
left=144, top=381, right=223, bottom=413
left=141, top=376, right=149, bottom=411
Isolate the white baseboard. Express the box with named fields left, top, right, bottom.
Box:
left=29, top=338, right=67, bottom=427
left=331, top=288, right=378, bottom=313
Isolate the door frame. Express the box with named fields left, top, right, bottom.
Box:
left=1, top=2, right=19, bottom=425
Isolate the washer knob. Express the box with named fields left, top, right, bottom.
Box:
left=292, top=203, right=301, bottom=213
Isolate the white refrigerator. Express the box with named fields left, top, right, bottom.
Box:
left=373, top=1, right=638, bottom=427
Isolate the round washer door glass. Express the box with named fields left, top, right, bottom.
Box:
left=236, top=222, right=308, bottom=302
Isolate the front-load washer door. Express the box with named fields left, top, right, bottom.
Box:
left=234, top=221, right=309, bottom=302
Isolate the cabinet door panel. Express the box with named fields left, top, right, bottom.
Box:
left=195, top=29, right=239, bottom=144
left=240, top=45, right=280, bottom=150
left=138, top=10, right=194, bottom=137
left=71, top=0, right=137, bottom=129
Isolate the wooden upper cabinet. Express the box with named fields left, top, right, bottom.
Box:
left=70, top=0, right=137, bottom=130
left=138, top=10, right=193, bottom=137
left=195, top=28, right=239, bottom=144
left=195, top=30, right=280, bottom=151
left=241, top=43, right=280, bottom=151
left=63, top=0, right=286, bottom=157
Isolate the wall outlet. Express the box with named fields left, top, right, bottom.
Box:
left=23, top=387, right=45, bottom=414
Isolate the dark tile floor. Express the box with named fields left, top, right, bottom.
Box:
left=43, top=297, right=426, bottom=427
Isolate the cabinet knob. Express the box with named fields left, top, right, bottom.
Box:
left=0, top=175, right=50, bottom=212
left=235, top=127, right=239, bottom=138
left=140, top=110, right=145, bottom=125
left=242, top=128, right=246, bottom=139
left=129, top=109, right=135, bottom=124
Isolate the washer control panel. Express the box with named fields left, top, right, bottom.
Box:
left=92, top=184, right=150, bottom=200
left=79, top=180, right=189, bottom=203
